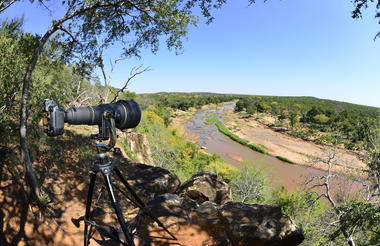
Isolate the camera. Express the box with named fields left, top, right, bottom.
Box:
left=42, top=99, right=141, bottom=139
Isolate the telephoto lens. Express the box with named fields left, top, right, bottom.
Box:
left=65, top=100, right=141, bottom=130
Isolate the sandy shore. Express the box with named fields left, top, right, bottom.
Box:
left=222, top=108, right=366, bottom=175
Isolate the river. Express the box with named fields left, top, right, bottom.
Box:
left=186, top=104, right=330, bottom=192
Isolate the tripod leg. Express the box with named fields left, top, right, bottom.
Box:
left=114, top=168, right=145, bottom=207
left=102, top=171, right=135, bottom=246
left=114, top=167, right=178, bottom=240
left=84, top=171, right=97, bottom=246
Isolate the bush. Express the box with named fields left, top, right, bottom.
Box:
left=205, top=160, right=239, bottom=183
left=230, top=162, right=268, bottom=203
left=313, top=114, right=330, bottom=124
left=289, top=129, right=316, bottom=140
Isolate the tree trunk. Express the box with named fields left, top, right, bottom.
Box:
left=19, top=27, right=57, bottom=202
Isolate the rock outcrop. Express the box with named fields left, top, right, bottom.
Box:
left=115, top=159, right=304, bottom=245
left=119, top=131, right=154, bottom=164
left=139, top=194, right=304, bottom=246
left=219, top=202, right=304, bottom=246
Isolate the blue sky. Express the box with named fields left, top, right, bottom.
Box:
left=3, top=0, right=380, bottom=107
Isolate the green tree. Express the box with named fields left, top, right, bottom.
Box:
left=246, top=103, right=256, bottom=116
left=302, top=120, right=380, bottom=246
left=0, top=18, right=82, bottom=137
left=0, top=19, right=29, bottom=140
left=234, top=99, right=244, bottom=112
left=313, top=113, right=330, bottom=124
left=8, top=0, right=255, bottom=202
left=289, top=110, right=300, bottom=130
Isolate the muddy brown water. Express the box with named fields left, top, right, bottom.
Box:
left=186, top=104, right=358, bottom=193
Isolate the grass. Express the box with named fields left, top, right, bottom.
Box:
left=204, top=113, right=268, bottom=154
left=204, top=112, right=219, bottom=125
left=214, top=121, right=268, bottom=154
left=275, top=156, right=295, bottom=164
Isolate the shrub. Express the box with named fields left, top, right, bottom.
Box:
left=269, top=187, right=327, bottom=246
left=205, top=160, right=239, bottom=183
left=230, top=162, right=268, bottom=203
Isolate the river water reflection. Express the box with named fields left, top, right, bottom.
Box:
left=186, top=104, right=328, bottom=192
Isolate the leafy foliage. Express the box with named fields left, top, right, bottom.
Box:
left=352, top=0, right=380, bottom=39
left=331, top=201, right=380, bottom=245
left=270, top=188, right=327, bottom=246
left=0, top=19, right=95, bottom=142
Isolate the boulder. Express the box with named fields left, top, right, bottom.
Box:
left=141, top=193, right=198, bottom=227
left=177, top=170, right=232, bottom=205
left=220, top=202, right=304, bottom=246
left=191, top=201, right=232, bottom=245
left=117, top=159, right=181, bottom=203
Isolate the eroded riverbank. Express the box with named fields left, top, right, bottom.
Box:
left=221, top=107, right=366, bottom=175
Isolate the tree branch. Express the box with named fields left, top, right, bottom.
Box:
left=0, top=0, right=17, bottom=13
left=57, top=25, right=78, bottom=43
left=110, top=65, right=151, bottom=102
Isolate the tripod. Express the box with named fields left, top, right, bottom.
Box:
left=83, top=112, right=177, bottom=246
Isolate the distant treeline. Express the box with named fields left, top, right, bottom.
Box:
left=136, top=92, right=240, bottom=111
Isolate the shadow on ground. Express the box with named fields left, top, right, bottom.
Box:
left=0, top=129, right=96, bottom=245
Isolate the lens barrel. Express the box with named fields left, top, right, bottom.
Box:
left=65, top=100, right=141, bottom=130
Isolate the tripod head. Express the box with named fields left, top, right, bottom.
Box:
left=91, top=111, right=120, bottom=154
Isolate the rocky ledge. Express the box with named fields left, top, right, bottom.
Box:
left=111, top=159, right=304, bottom=245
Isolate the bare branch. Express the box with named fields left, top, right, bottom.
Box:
left=57, top=25, right=78, bottom=43
left=305, top=148, right=358, bottom=246
left=0, top=0, right=17, bottom=13
left=38, top=0, right=53, bottom=15
left=110, top=65, right=151, bottom=102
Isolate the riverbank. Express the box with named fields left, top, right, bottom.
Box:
left=221, top=108, right=366, bottom=175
